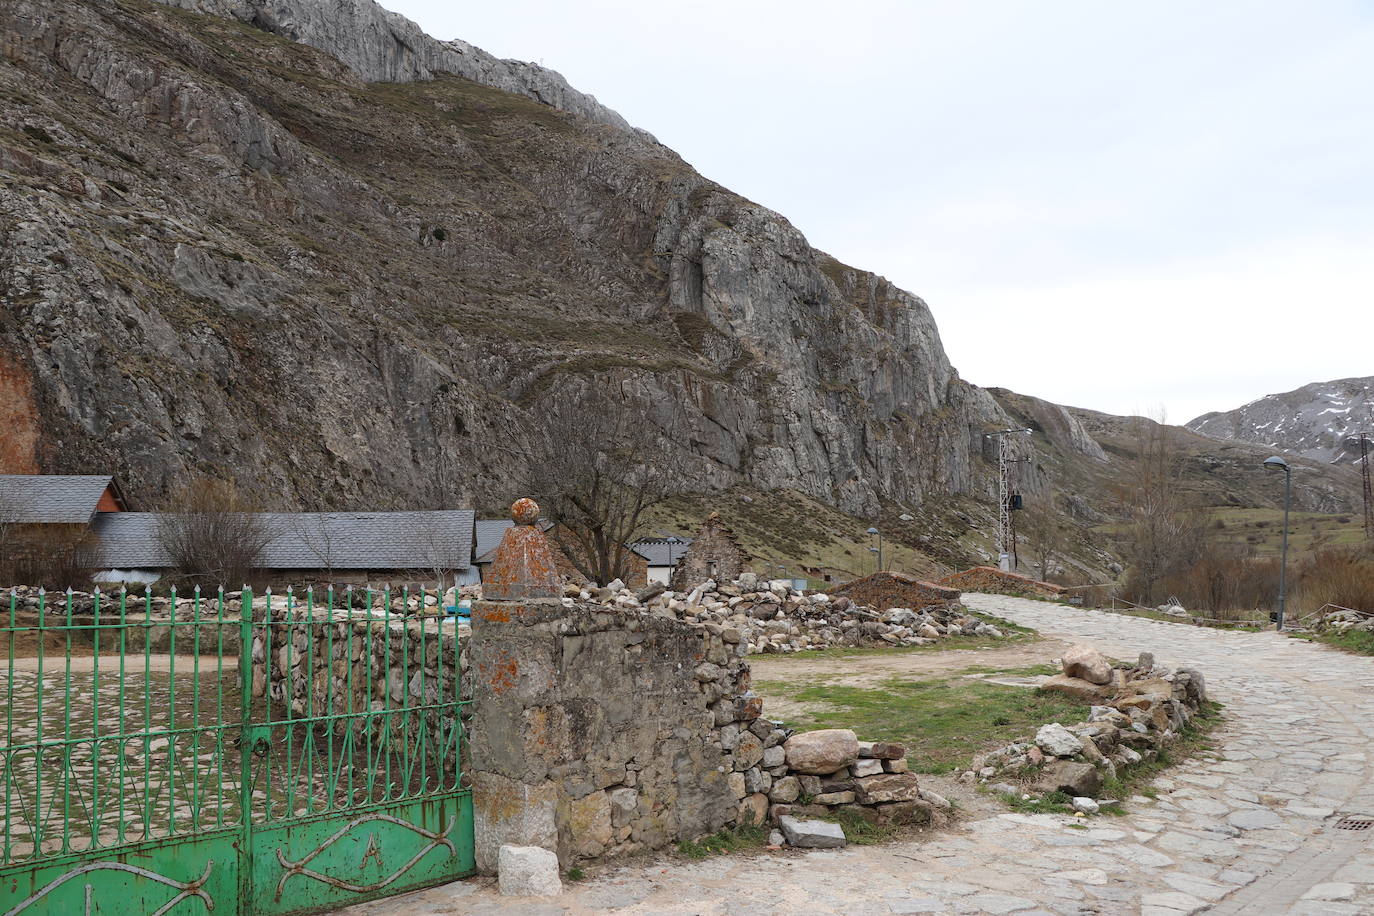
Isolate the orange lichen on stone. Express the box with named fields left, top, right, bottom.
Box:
left=484, top=499, right=562, bottom=600
left=486, top=653, right=520, bottom=695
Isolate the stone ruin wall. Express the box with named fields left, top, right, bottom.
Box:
left=466, top=598, right=775, bottom=870
left=669, top=515, right=750, bottom=591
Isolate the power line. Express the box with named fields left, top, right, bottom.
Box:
left=1361, top=433, right=1372, bottom=542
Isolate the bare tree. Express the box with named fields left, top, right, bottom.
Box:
left=291, top=514, right=337, bottom=582
left=414, top=515, right=466, bottom=588
left=1115, top=415, right=1206, bottom=605
left=517, top=384, right=688, bottom=586
left=1021, top=500, right=1064, bottom=581
left=157, top=480, right=271, bottom=590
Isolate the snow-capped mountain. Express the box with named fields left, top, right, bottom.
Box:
left=1187, top=377, right=1374, bottom=464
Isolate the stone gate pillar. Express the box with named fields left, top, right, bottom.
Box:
left=468, top=498, right=565, bottom=873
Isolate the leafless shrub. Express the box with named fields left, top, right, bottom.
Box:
left=157, top=480, right=270, bottom=590
left=1115, top=416, right=1208, bottom=605
left=0, top=489, right=98, bottom=588
left=1293, top=547, right=1374, bottom=617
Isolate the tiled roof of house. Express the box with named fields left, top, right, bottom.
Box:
left=629, top=538, right=692, bottom=567
left=0, top=475, right=115, bottom=524
left=473, top=518, right=558, bottom=563
left=92, top=510, right=476, bottom=571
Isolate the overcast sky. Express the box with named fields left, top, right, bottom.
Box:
left=389, top=1, right=1372, bottom=423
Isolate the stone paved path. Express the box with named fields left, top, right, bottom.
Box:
left=352, top=594, right=1374, bottom=916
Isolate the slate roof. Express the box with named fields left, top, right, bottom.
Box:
left=92, top=510, right=476, bottom=571
left=473, top=518, right=556, bottom=563
left=0, top=475, right=116, bottom=524
left=629, top=538, right=692, bottom=567
left=473, top=520, right=668, bottom=565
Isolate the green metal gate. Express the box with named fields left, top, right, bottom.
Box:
left=0, top=585, right=473, bottom=915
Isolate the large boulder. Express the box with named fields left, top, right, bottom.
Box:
left=1039, top=674, right=1115, bottom=703
left=778, top=815, right=847, bottom=848
left=1062, top=645, right=1113, bottom=685
left=1035, top=723, right=1084, bottom=758
left=498, top=845, right=562, bottom=897
left=783, top=729, right=860, bottom=774
left=852, top=773, right=922, bottom=804
left=1037, top=760, right=1103, bottom=798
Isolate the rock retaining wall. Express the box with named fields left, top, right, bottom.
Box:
left=969, top=646, right=1209, bottom=801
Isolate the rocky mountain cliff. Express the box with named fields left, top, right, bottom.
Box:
left=1188, top=377, right=1373, bottom=465
left=0, top=0, right=1005, bottom=515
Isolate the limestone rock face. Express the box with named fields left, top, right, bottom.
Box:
left=783, top=729, right=860, bottom=775
left=852, top=773, right=921, bottom=804
left=156, top=0, right=640, bottom=132
left=1039, top=674, right=1116, bottom=703
left=0, top=0, right=1008, bottom=517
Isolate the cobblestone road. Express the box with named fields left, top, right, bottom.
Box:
left=355, top=594, right=1374, bottom=916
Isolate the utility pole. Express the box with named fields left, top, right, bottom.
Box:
left=1361, top=433, right=1372, bottom=542
left=985, top=429, right=1032, bottom=571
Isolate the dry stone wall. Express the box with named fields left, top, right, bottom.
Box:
left=251, top=608, right=467, bottom=773
left=466, top=595, right=948, bottom=870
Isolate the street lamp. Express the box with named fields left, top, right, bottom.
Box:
left=1263, top=456, right=1291, bottom=631
left=866, top=527, right=882, bottom=573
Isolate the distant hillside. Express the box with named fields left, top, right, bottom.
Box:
left=1188, top=377, right=1374, bottom=465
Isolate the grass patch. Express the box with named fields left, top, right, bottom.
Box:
left=766, top=675, right=1091, bottom=775
left=959, top=663, right=1059, bottom=677
left=675, top=824, right=768, bottom=859
left=1313, top=629, right=1374, bottom=656
left=820, top=808, right=901, bottom=845
left=999, top=788, right=1072, bottom=814
left=565, top=867, right=585, bottom=882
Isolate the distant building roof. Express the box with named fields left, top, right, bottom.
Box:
left=92, top=510, right=476, bottom=571
left=473, top=517, right=554, bottom=564
left=630, top=538, right=692, bottom=567
left=0, top=475, right=123, bottom=524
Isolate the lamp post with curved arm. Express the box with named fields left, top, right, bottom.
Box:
left=1263, top=456, right=1291, bottom=631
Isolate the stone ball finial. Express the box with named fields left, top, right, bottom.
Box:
left=511, top=498, right=540, bottom=526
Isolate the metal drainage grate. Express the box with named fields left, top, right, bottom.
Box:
left=1333, top=815, right=1374, bottom=831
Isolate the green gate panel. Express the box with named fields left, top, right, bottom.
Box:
left=1, top=585, right=475, bottom=916
left=0, top=831, right=239, bottom=915
left=251, top=795, right=474, bottom=916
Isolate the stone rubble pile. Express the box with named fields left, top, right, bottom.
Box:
left=966, top=646, right=1209, bottom=801
left=561, top=573, right=1009, bottom=654
left=1317, top=607, right=1374, bottom=633
left=760, top=728, right=949, bottom=849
